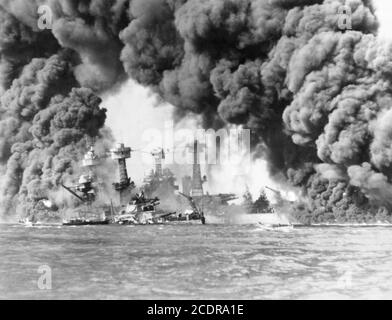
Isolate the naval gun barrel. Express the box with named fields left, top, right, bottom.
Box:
left=265, top=186, right=280, bottom=195
left=217, top=193, right=238, bottom=202
left=61, top=184, right=85, bottom=202
left=157, top=212, right=176, bottom=219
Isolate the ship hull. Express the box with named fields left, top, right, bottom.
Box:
left=62, top=220, right=110, bottom=226
left=114, top=215, right=203, bottom=225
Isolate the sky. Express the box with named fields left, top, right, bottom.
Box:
left=101, top=0, right=392, bottom=199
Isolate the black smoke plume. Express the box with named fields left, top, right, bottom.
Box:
left=119, top=0, right=392, bottom=222
left=0, top=0, right=391, bottom=222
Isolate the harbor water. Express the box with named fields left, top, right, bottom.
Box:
left=1, top=222, right=392, bottom=299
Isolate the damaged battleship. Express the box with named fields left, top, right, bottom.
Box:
left=20, top=138, right=286, bottom=227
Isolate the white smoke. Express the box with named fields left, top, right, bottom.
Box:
left=376, top=0, right=392, bottom=40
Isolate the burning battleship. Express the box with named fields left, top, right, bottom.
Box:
left=20, top=137, right=283, bottom=226
left=57, top=142, right=206, bottom=226
left=60, top=146, right=111, bottom=226
left=4, top=0, right=392, bottom=226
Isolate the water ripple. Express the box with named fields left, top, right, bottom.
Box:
left=1, top=224, right=392, bottom=299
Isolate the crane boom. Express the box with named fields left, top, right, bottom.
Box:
left=178, top=192, right=206, bottom=225
left=178, top=192, right=201, bottom=214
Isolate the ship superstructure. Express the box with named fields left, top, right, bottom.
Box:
left=152, top=148, right=164, bottom=179
left=110, top=143, right=135, bottom=205
left=61, top=145, right=100, bottom=204
left=61, top=146, right=111, bottom=225
left=142, top=148, right=178, bottom=199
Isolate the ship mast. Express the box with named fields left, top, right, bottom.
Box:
left=191, top=139, right=204, bottom=198
left=61, top=145, right=100, bottom=204
left=82, top=146, right=100, bottom=178
left=110, top=143, right=135, bottom=205
left=151, top=148, right=165, bottom=179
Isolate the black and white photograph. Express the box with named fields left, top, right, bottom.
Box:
left=1, top=0, right=392, bottom=304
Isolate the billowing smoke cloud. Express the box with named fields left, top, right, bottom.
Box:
left=118, top=0, right=390, bottom=221
left=1, top=0, right=392, bottom=222
left=0, top=2, right=113, bottom=218
left=0, top=52, right=108, bottom=216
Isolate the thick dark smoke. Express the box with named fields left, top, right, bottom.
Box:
left=0, top=0, right=391, bottom=222
left=0, top=1, right=113, bottom=218
left=119, top=0, right=392, bottom=222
